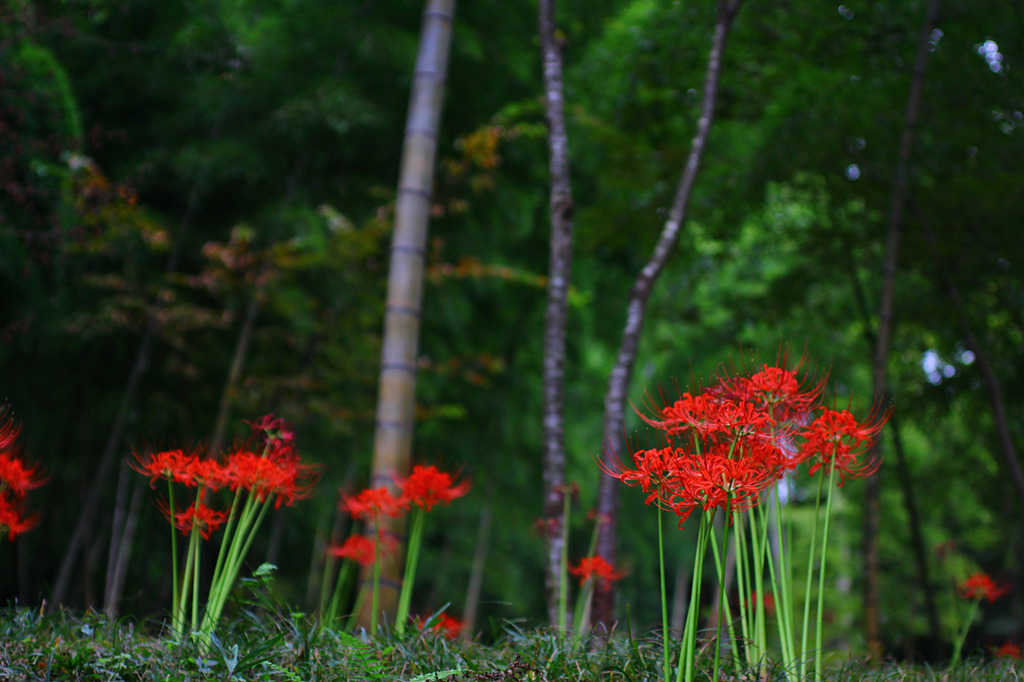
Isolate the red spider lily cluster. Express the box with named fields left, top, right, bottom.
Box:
left=0, top=410, right=46, bottom=541
left=993, top=642, right=1022, bottom=659
left=569, top=555, right=625, bottom=587
left=331, top=464, right=470, bottom=554
left=399, top=464, right=472, bottom=511
left=603, top=361, right=889, bottom=525
left=326, top=464, right=470, bottom=634
left=132, top=414, right=317, bottom=539
left=415, top=613, right=463, bottom=640
left=748, top=590, right=776, bottom=614
left=959, top=572, right=1011, bottom=603
left=328, top=534, right=396, bottom=567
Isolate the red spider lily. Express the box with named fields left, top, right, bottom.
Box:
left=341, top=486, right=407, bottom=520
left=187, top=457, right=225, bottom=489
left=247, top=413, right=290, bottom=435
left=640, top=389, right=779, bottom=449
left=993, top=642, right=1022, bottom=659
left=638, top=391, right=720, bottom=437
left=247, top=413, right=297, bottom=460
left=959, top=572, right=1010, bottom=602
left=747, top=590, right=776, bottom=614
left=0, top=413, right=19, bottom=451
left=0, top=450, right=47, bottom=497
left=219, top=448, right=316, bottom=508
left=328, top=533, right=397, bottom=566
left=0, top=493, right=38, bottom=540
left=0, top=411, right=45, bottom=540
left=532, top=517, right=559, bottom=538
left=132, top=448, right=201, bottom=487
left=159, top=501, right=227, bottom=540
left=398, top=465, right=471, bottom=512
left=416, top=613, right=463, bottom=639
left=569, top=555, right=625, bottom=586
left=716, top=363, right=826, bottom=422
left=599, top=444, right=679, bottom=508
left=798, top=406, right=889, bottom=486
left=665, top=444, right=781, bottom=524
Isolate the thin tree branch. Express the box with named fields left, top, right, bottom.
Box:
left=593, top=0, right=744, bottom=628
left=863, top=0, right=940, bottom=658
left=847, top=260, right=941, bottom=648
left=920, top=224, right=1024, bottom=502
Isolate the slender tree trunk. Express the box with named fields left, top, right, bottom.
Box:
left=359, top=0, right=455, bottom=628
left=863, top=0, right=939, bottom=658
left=538, top=0, right=576, bottom=628
left=920, top=225, right=1024, bottom=503
left=102, top=478, right=143, bottom=619
left=847, top=263, right=941, bottom=649
left=593, top=0, right=743, bottom=629
left=102, top=460, right=144, bottom=618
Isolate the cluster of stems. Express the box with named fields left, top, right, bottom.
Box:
left=134, top=414, right=315, bottom=643
left=603, top=359, right=889, bottom=682
left=323, top=464, right=469, bottom=636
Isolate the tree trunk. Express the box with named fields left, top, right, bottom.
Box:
left=863, top=0, right=939, bottom=659
left=847, top=263, right=941, bottom=650
left=592, top=0, right=743, bottom=629
left=102, top=461, right=144, bottom=619
left=920, top=223, right=1024, bottom=503
left=359, top=0, right=455, bottom=629
left=538, top=0, right=576, bottom=628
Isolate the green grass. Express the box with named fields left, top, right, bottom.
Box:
left=0, top=607, right=1018, bottom=681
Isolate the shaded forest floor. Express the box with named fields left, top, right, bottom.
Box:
left=0, top=607, right=1019, bottom=681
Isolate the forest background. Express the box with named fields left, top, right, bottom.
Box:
left=1, top=0, right=1022, bottom=663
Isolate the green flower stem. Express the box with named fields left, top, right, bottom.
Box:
left=166, top=479, right=181, bottom=638
left=208, top=487, right=244, bottom=597
left=559, top=490, right=571, bottom=634
left=203, top=494, right=254, bottom=632
left=949, top=596, right=982, bottom=667
left=177, top=522, right=200, bottom=636
left=571, top=510, right=606, bottom=645
left=345, top=584, right=367, bottom=633
left=191, top=526, right=201, bottom=632
left=370, top=523, right=382, bottom=635
left=813, top=460, right=839, bottom=682
left=751, top=504, right=771, bottom=668
left=318, top=545, right=336, bottom=620
left=712, top=506, right=733, bottom=682
left=765, top=485, right=797, bottom=675
left=708, top=522, right=741, bottom=677
left=324, top=561, right=354, bottom=625
left=202, top=493, right=270, bottom=639
left=658, top=508, right=670, bottom=682
left=732, top=509, right=752, bottom=668
left=799, top=473, right=825, bottom=680
left=677, top=512, right=713, bottom=682
left=395, top=507, right=426, bottom=636
left=572, top=577, right=594, bottom=646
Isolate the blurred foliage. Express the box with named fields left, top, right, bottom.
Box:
left=0, top=0, right=1021, bottom=661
